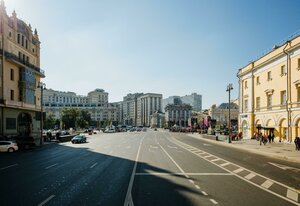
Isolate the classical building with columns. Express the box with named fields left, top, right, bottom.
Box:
left=165, top=103, right=192, bottom=127
left=136, top=93, right=162, bottom=126
left=238, top=33, right=300, bottom=142
left=0, top=2, right=45, bottom=145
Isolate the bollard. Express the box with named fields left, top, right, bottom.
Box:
left=216, top=135, right=218, bottom=141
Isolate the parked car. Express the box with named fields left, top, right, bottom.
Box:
left=0, top=141, right=18, bottom=152
left=16, top=136, right=35, bottom=149
left=71, top=135, right=87, bottom=144
left=104, top=128, right=115, bottom=133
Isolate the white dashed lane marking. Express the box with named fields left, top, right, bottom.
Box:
left=0, top=163, right=18, bottom=171
left=90, top=163, right=98, bottom=169
left=166, top=135, right=300, bottom=205
left=45, top=163, right=58, bottom=170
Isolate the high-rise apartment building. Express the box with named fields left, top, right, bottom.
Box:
left=181, top=93, right=202, bottom=112
left=121, top=93, right=143, bottom=126
left=0, top=2, right=44, bottom=145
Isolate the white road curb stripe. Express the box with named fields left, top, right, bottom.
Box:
left=38, top=195, right=55, bottom=206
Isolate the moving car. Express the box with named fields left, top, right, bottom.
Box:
left=0, top=141, right=18, bottom=152
left=71, top=135, right=87, bottom=144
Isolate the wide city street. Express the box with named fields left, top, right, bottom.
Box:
left=1, top=129, right=300, bottom=206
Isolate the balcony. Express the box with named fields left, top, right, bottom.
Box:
left=0, top=49, right=45, bottom=77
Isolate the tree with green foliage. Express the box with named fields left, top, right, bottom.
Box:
left=44, top=112, right=56, bottom=129
left=61, top=108, right=80, bottom=129
left=76, top=110, right=91, bottom=129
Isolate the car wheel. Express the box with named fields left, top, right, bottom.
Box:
left=72, top=141, right=74, bottom=144
left=8, top=148, right=15, bottom=153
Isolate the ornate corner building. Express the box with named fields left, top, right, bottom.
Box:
left=238, top=33, right=300, bottom=142
left=0, top=1, right=44, bottom=144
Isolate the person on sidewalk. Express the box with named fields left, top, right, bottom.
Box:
left=295, top=137, right=300, bottom=151
left=263, top=134, right=268, bottom=145
left=268, top=134, right=271, bottom=143
left=271, top=133, right=275, bottom=143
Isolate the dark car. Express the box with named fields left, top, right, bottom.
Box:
left=71, top=135, right=87, bottom=144
left=16, top=136, right=36, bottom=149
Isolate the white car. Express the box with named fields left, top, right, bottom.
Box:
left=0, top=141, right=18, bottom=152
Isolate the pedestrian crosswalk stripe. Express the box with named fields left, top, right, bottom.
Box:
left=233, top=168, right=244, bottom=173
left=220, top=162, right=230, bottom=167
left=287, top=189, right=299, bottom=202
left=245, top=173, right=256, bottom=180
left=261, top=180, right=274, bottom=189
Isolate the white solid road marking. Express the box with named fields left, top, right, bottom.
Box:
left=90, top=163, right=98, bottom=169
left=150, top=145, right=158, bottom=149
left=0, top=163, right=18, bottom=171
left=210, top=199, right=218, bottom=205
left=233, top=168, right=244, bottom=174
left=220, top=162, right=230, bottom=167
left=135, top=172, right=233, bottom=176
left=45, top=163, right=58, bottom=170
left=37, top=195, right=55, bottom=206
left=167, top=145, right=178, bottom=149
left=124, top=136, right=145, bottom=206
left=269, top=162, right=300, bottom=172
left=287, top=189, right=299, bottom=202
left=195, top=185, right=201, bottom=189
left=245, top=173, right=256, bottom=180
left=261, top=180, right=274, bottom=189
left=203, top=143, right=211, bottom=146
left=166, top=135, right=300, bottom=206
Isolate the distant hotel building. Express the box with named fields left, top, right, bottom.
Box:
left=43, top=88, right=119, bottom=126
left=165, top=103, right=192, bottom=127
left=238, top=33, right=300, bottom=141
left=0, top=2, right=45, bottom=145
left=162, top=93, right=202, bottom=112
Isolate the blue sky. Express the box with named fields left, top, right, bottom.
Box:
left=5, top=0, right=300, bottom=109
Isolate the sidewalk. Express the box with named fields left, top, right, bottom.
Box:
left=186, top=133, right=300, bottom=164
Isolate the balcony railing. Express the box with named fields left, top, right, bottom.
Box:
left=0, top=49, right=45, bottom=77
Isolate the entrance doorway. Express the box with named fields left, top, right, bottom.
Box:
left=17, top=113, right=32, bottom=137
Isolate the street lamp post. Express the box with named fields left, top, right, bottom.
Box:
left=226, top=83, right=233, bottom=143
left=38, top=82, right=46, bottom=145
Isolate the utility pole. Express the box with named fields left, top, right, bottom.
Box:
left=226, top=83, right=233, bottom=143
left=38, top=82, right=46, bottom=145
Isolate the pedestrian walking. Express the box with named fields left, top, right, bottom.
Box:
left=268, top=134, right=271, bottom=143
left=263, top=134, right=267, bottom=145
left=294, top=137, right=300, bottom=151
left=271, top=133, right=275, bottom=143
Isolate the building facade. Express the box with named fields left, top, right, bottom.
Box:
left=0, top=2, right=45, bottom=145
left=136, top=93, right=162, bottom=126
left=163, top=93, right=202, bottom=112
left=181, top=93, right=202, bottom=112
left=121, top=93, right=143, bottom=126
left=208, top=102, right=239, bottom=126
left=238, top=33, right=300, bottom=141
left=165, top=103, right=192, bottom=127
left=43, top=88, right=119, bottom=127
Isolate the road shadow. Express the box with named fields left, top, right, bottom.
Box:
left=0, top=141, right=204, bottom=206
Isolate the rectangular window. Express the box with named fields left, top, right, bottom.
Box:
left=298, top=87, right=300, bottom=102
left=21, top=35, right=24, bottom=47
left=17, top=34, right=20, bottom=44
left=256, top=97, right=260, bottom=109
left=26, top=56, right=29, bottom=63
left=10, top=69, right=14, bottom=81
left=256, top=76, right=260, bottom=85
left=244, top=99, right=248, bottom=112
left=6, top=118, right=16, bottom=130
left=245, top=81, right=248, bottom=89
left=267, top=94, right=272, bottom=109
left=10, top=90, right=14, bottom=101
left=281, top=65, right=286, bottom=76
left=281, top=90, right=286, bottom=105
left=18, top=52, right=21, bottom=59
left=298, top=58, right=300, bottom=69
left=267, top=71, right=272, bottom=81
left=25, top=40, right=28, bottom=49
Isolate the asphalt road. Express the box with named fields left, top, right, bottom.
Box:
left=0, top=130, right=299, bottom=206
